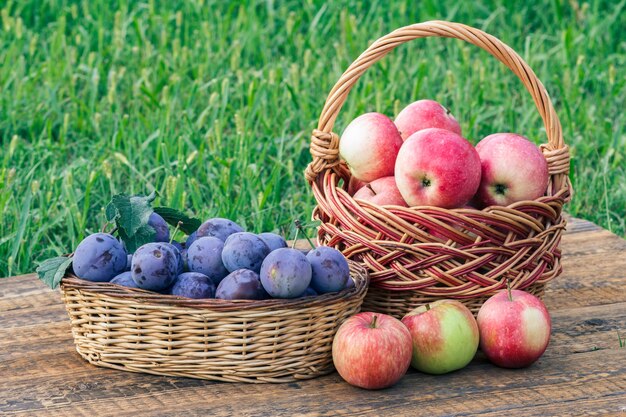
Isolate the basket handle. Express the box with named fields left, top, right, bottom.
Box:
left=305, top=21, right=570, bottom=194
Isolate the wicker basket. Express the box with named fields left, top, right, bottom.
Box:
left=305, top=21, right=572, bottom=319
left=60, top=261, right=368, bottom=383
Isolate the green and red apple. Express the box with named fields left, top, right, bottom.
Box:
left=339, top=112, right=403, bottom=183
left=401, top=300, right=479, bottom=374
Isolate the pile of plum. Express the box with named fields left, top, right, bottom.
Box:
left=72, top=214, right=354, bottom=300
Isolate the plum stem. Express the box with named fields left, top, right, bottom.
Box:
left=294, top=219, right=316, bottom=250
left=100, top=221, right=116, bottom=234
left=506, top=279, right=513, bottom=301
left=425, top=303, right=431, bottom=311
left=291, top=226, right=300, bottom=249
left=370, top=315, right=378, bottom=328
left=170, top=221, right=182, bottom=244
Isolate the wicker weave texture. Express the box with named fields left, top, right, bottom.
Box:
left=305, top=21, right=572, bottom=317
left=60, top=262, right=368, bottom=383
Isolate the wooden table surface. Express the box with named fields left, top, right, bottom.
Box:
left=1, top=217, right=625, bottom=416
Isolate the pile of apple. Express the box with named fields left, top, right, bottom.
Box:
left=332, top=287, right=552, bottom=390
left=340, top=100, right=549, bottom=209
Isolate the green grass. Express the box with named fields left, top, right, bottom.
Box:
left=1, top=0, right=624, bottom=277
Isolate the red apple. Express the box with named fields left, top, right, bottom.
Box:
left=474, top=133, right=549, bottom=207
left=347, top=176, right=368, bottom=196
left=353, top=176, right=407, bottom=206
left=339, top=113, right=403, bottom=182
left=332, top=312, right=412, bottom=389
left=394, top=128, right=482, bottom=208
left=395, top=99, right=462, bottom=140
left=477, top=288, right=551, bottom=368
left=401, top=300, right=479, bottom=374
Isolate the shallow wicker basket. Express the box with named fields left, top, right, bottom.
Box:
left=60, top=261, right=368, bottom=383
left=305, top=21, right=572, bottom=318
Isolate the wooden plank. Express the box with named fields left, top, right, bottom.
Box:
left=1, top=349, right=623, bottom=416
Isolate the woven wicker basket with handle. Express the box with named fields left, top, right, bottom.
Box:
left=305, top=21, right=572, bottom=318
left=60, top=261, right=368, bottom=383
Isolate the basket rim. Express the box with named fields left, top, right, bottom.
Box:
left=61, top=260, right=369, bottom=312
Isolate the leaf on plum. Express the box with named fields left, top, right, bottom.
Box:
left=153, top=206, right=201, bottom=235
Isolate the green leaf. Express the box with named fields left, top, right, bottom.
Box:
left=105, top=192, right=158, bottom=252
left=117, top=223, right=156, bottom=253
left=107, top=191, right=156, bottom=236
left=36, top=257, right=73, bottom=289
left=105, top=201, right=118, bottom=222
left=153, top=206, right=201, bottom=235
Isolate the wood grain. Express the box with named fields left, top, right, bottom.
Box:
left=1, top=217, right=625, bottom=416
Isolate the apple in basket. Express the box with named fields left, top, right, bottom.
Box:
left=332, top=312, right=412, bottom=389
left=401, top=300, right=479, bottom=374
left=339, top=112, right=404, bottom=183
left=477, top=287, right=551, bottom=368
left=473, top=133, right=549, bottom=207
left=395, top=128, right=482, bottom=208
left=352, top=176, right=408, bottom=206
left=394, top=99, right=462, bottom=140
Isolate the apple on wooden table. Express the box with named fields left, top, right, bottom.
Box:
left=332, top=312, right=412, bottom=390
left=477, top=286, right=552, bottom=368
left=401, top=300, right=479, bottom=374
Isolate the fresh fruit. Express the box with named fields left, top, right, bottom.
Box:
left=170, top=240, right=184, bottom=253
left=353, top=176, right=407, bottom=206
left=347, top=176, right=368, bottom=196
left=184, top=231, right=198, bottom=249
left=332, top=312, right=412, bottom=390
left=401, top=300, right=479, bottom=374
left=73, top=233, right=127, bottom=282
left=148, top=212, right=170, bottom=242
left=197, top=218, right=244, bottom=242
left=344, top=277, right=355, bottom=289
left=215, top=269, right=268, bottom=300
left=260, top=248, right=311, bottom=298
left=110, top=271, right=138, bottom=288
left=395, top=128, right=481, bottom=208
left=339, top=112, right=403, bottom=182
left=394, top=99, right=461, bottom=140
left=477, top=288, right=551, bottom=368
left=163, top=242, right=185, bottom=274
left=131, top=242, right=178, bottom=291
left=170, top=272, right=216, bottom=299
left=474, top=133, right=549, bottom=207
left=222, top=232, right=271, bottom=273
left=186, top=236, right=229, bottom=285
left=258, top=232, right=288, bottom=252
left=303, top=287, right=318, bottom=297
left=306, top=246, right=349, bottom=293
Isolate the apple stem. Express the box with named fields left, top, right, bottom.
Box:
left=370, top=315, right=378, bottom=328
left=425, top=303, right=431, bottom=311
left=506, top=279, right=513, bottom=301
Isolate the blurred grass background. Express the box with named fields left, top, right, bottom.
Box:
left=1, top=0, right=624, bottom=277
